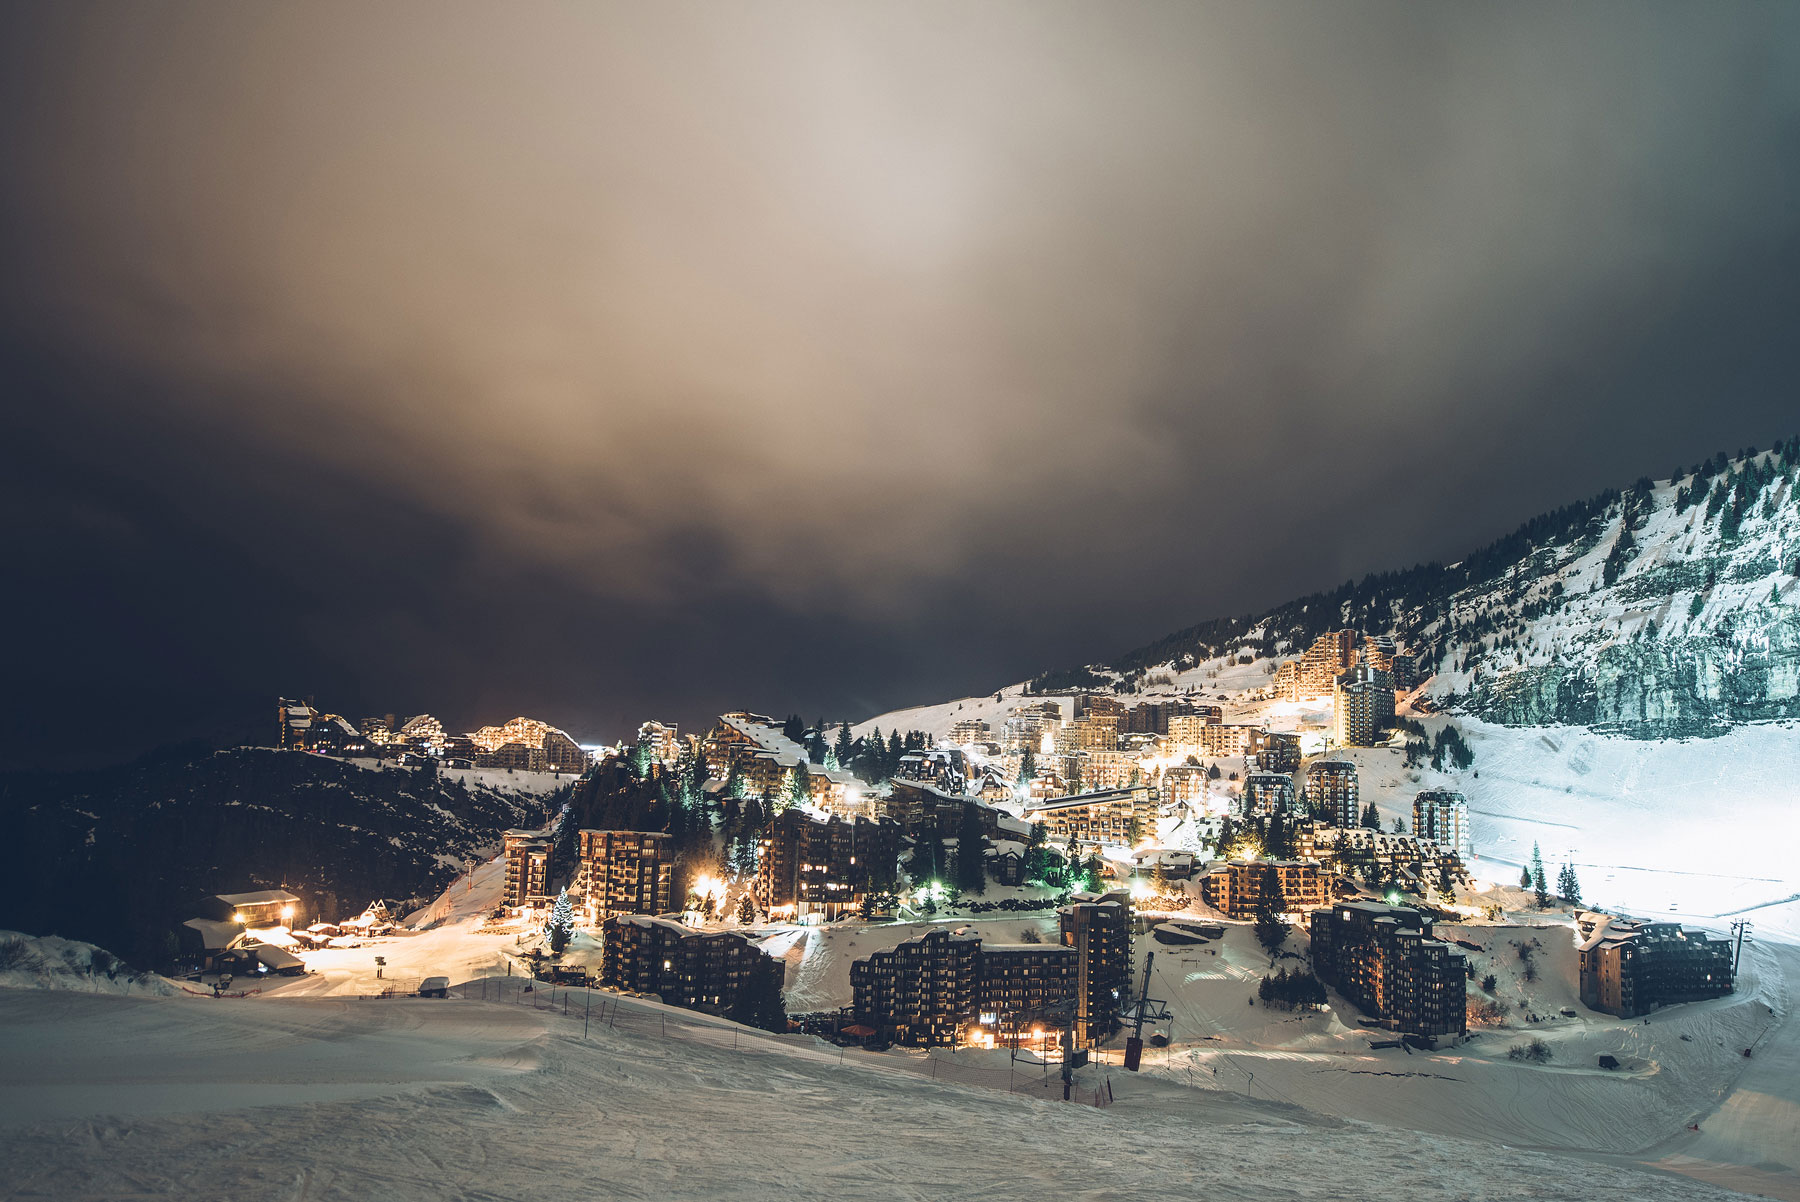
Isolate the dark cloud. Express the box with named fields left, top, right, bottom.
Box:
left=4, top=2, right=1799, bottom=766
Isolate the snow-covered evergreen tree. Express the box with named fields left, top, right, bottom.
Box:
left=545, top=887, right=574, bottom=955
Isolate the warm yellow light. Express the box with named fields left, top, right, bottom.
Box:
left=281, top=904, right=296, bottom=920
left=233, top=912, right=244, bottom=923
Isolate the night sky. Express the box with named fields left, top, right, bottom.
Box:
left=4, top=3, right=1800, bottom=768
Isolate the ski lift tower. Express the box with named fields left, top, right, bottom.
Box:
left=1122, top=950, right=1172, bottom=1071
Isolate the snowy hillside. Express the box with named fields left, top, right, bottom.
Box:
left=0, top=930, right=179, bottom=996
left=1141, top=446, right=1800, bottom=736
left=0, top=971, right=1772, bottom=1201
left=0, top=748, right=567, bottom=969
left=858, top=446, right=1800, bottom=942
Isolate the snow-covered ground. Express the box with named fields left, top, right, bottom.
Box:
left=0, top=973, right=1773, bottom=1201
left=313, top=753, right=579, bottom=798
left=7, top=840, right=1797, bottom=1199
left=0, top=931, right=180, bottom=997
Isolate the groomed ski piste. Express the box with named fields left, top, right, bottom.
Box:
left=5, top=840, right=1799, bottom=1201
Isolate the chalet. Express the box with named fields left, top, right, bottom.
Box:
left=205, top=889, right=302, bottom=930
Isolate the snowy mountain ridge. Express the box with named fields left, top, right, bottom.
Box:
left=985, top=442, right=1799, bottom=739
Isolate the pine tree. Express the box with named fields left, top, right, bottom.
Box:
left=1361, top=803, right=1381, bottom=831
left=782, top=765, right=810, bottom=812
left=1023, top=822, right=1049, bottom=884
left=736, top=893, right=756, bottom=925
left=1558, top=863, right=1583, bottom=907
left=1520, top=864, right=1534, bottom=889
left=1531, top=842, right=1549, bottom=908
left=834, top=722, right=854, bottom=766
left=1018, top=746, right=1036, bottom=785
left=955, top=804, right=988, bottom=895
left=729, top=966, right=788, bottom=1033
left=1253, top=875, right=1288, bottom=961
left=912, top=828, right=947, bottom=885
left=545, top=888, right=575, bottom=955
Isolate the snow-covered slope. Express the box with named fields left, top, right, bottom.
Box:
left=0, top=930, right=179, bottom=997
left=0, top=980, right=1770, bottom=1201
left=0, top=747, right=567, bottom=969
left=858, top=446, right=1800, bottom=943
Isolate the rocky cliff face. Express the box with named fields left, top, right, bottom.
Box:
left=1467, top=602, right=1800, bottom=735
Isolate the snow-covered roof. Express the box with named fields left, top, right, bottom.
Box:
left=718, top=714, right=862, bottom=787
left=182, top=918, right=247, bottom=949
left=986, top=840, right=1027, bottom=857
left=613, top=914, right=698, bottom=937
left=249, top=944, right=304, bottom=971
left=215, top=889, right=301, bottom=908
left=1023, top=787, right=1142, bottom=814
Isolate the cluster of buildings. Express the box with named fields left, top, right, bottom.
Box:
left=848, top=890, right=1131, bottom=1047
left=950, top=694, right=1294, bottom=800
left=178, top=889, right=309, bottom=979
left=277, top=699, right=589, bottom=773
left=501, top=827, right=677, bottom=923
left=1309, top=901, right=1468, bottom=1040
left=702, top=712, right=866, bottom=816
left=1265, top=630, right=1421, bottom=748
left=1576, top=912, right=1735, bottom=1017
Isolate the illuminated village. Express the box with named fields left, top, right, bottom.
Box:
left=212, top=627, right=1738, bottom=1075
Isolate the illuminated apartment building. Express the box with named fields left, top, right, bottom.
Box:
left=636, top=721, right=682, bottom=764
left=576, top=830, right=675, bottom=924
left=1304, top=760, right=1360, bottom=827
left=1198, top=860, right=1327, bottom=917
left=755, top=810, right=901, bottom=919
left=1197, top=723, right=1264, bottom=758
left=1004, top=702, right=1064, bottom=753
left=1074, top=749, right=1137, bottom=793
left=599, top=916, right=783, bottom=1017
left=1272, top=661, right=1302, bottom=702
left=849, top=927, right=982, bottom=1046
left=1245, top=730, right=1302, bottom=773
left=947, top=718, right=993, bottom=747
left=1166, top=711, right=1224, bottom=753
left=1412, top=789, right=1471, bottom=857
left=1299, top=629, right=1361, bottom=699
left=1309, top=902, right=1467, bottom=1039
left=1160, top=763, right=1210, bottom=807
left=1240, top=772, right=1299, bottom=819
left=1059, top=889, right=1132, bottom=1045
left=1023, top=786, right=1149, bottom=848
left=502, top=830, right=551, bottom=912
left=1332, top=664, right=1394, bottom=747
